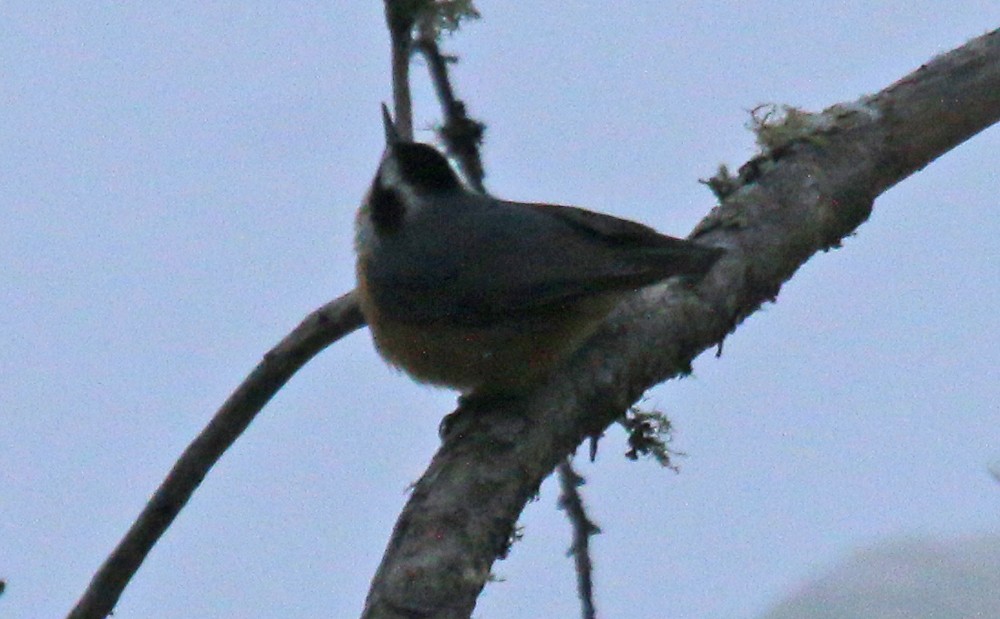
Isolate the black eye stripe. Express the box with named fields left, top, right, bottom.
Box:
left=370, top=180, right=405, bottom=233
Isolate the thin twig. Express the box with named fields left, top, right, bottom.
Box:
left=66, top=292, right=365, bottom=619
left=384, top=0, right=416, bottom=139
left=557, top=460, right=600, bottom=619
left=414, top=20, right=486, bottom=193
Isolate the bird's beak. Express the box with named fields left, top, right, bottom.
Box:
left=381, top=102, right=400, bottom=146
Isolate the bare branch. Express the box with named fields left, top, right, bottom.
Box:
left=557, top=460, right=600, bottom=619
left=382, top=2, right=486, bottom=190
left=414, top=23, right=487, bottom=193
left=66, top=292, right=365, bottom=619
left=359, top=28, right=1000, bottom=619
left=383, top=0, right=418, bottom=139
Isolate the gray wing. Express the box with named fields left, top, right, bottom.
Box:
left=368, top=197, right=723, bottom=326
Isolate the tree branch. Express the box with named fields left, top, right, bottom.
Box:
left=359, top=28, right=1000, bottom=619
left=557, top=460, right=600, bottom=619
left=413, top=25, right=487, bottom=193
left=384, top=0, right=417, bottom=139
left=66, top=292, right=365, bottom=619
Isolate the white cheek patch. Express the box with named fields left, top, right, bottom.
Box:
left=376, top=155, right=422, bottom=215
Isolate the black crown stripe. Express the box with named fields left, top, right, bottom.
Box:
left=394, top=143, right=460, bottom=192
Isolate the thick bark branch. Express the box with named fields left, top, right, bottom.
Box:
left=359, top=28, right=1000, bottom=619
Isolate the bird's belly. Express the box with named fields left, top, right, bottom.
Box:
left=364, top=299, right=620, bottom=396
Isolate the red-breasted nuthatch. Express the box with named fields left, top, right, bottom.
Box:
left=355, top=106, right=723, bottom=397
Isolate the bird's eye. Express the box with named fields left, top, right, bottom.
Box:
left=369, top=179, right=406, bottom=233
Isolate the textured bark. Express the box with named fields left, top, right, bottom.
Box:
left=359, top=28, right=1000, bottom=619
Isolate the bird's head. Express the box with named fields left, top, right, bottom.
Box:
left=361, top=104, right=462, bottom=236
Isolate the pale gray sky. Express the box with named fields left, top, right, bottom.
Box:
left=2, top=3, right=998, bottom=618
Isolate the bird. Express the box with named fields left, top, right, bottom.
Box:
left=355, top=105, right=723, bottom=399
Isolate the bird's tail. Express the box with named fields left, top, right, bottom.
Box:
left=642, top=237, right=725, bottom=280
